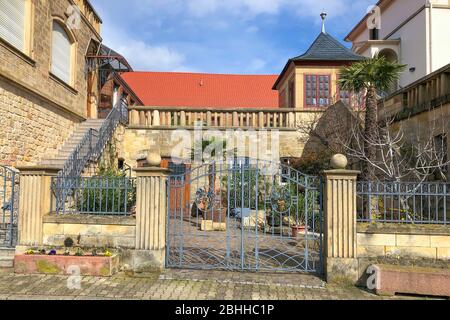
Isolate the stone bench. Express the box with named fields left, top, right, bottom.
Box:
left=368, top=264, right=450, bottom=298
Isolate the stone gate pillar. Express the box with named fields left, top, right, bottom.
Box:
left=322, top=155, right=360, bottom=284
left=133, top=159, right=170, bottom=271
left=16, top=166, right=60, bottom=247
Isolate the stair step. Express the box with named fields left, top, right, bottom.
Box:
left=0, top=258, right=14, bottom=268
left=0, top=249, right=15, bottom=257
left=40, top=160, right=66, bottom=165
left=38, top=118, right=106, bottom=167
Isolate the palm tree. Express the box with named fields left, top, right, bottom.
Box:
left=338, top=55, right=406, bottom=180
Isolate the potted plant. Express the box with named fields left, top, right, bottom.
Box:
left=290, top=192, right=307, bottom=238
left=191, top=138, right=233, bottom=225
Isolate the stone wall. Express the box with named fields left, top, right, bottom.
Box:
left=0, top=0, right=102, bottom=167
left=356, top=223, right=450, bottom=284
left=120, top=128, right=307, bottom=167
left=0, top=78, right=78, bottom=166
left=0, top=0, right=101, bottom=117
left=357, top=223, right=450, bottom=261
left=42, top=215, right=136, bottom=249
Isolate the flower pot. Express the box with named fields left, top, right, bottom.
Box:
left=291, top=225, right=307, bottom=238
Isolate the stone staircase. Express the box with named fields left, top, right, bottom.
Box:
left=40, top=119, right=105, bottom=168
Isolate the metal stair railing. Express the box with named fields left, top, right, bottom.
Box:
left=53, top=99, right=129, bottom=212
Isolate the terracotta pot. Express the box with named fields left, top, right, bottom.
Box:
left=291, top=225, right=307, bottom=238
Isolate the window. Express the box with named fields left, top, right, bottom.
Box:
left=0, top=0, right=26, bottom=51
left=51, top=21, right=73, bottom=84
left=337, top=77, right=351, bottom=105
left=288, top=79, right=295, bottom=108
left=169, top=162, right=187, bottom=175
left=338, top=88, right=351, bottom=105
left=305, top=75, right=330, bottom=107
left=370, top=28, right=380, bottom=40
left=279, top=89, right=286, bottom=108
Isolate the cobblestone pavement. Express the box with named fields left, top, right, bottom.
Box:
left=0, top=269, right=423, bottom=300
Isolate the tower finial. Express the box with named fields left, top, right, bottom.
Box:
left=320, top=11, right=327, bottom=33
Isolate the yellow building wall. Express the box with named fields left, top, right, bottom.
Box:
left=277, top=63, right=344, bottom=109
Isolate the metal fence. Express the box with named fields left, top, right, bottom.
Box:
left=1, top=166, right=19, bottom=247
left=51, top=176, right=136, bottom=215
left=356, top=180, right=450, bottom=225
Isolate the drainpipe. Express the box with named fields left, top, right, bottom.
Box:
left=428, top=0, right=433, bottom=73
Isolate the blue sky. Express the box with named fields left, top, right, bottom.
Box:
left=90, top=0, right=375, bottom=74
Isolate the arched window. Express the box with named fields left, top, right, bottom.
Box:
left=0, top=0, right=26, bottom=51
left=51, top=21, right=73, bottom=84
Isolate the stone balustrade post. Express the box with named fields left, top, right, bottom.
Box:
left=322, top=155, right=360, bottom=284
left=152, top=110, right=160, bottom=126
left=180, top=110, right=186, bottom=126
left=16, top=166, right=60, bottom=247
left=132, top=165, right=170, bottom=271
left=258, top=112, right=264, bottom=128
left=131, top=109, right=139, bottom=125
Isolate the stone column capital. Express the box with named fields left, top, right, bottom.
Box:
left=322, top=169, right=360, bottom=178
left=16, top=166, right=61, bottom=176
left=133, top=167, right=171, bottom=177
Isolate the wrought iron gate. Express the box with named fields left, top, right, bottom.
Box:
left=0, top=166, right=19, bottom=248
left=166, top=159, right=323, bottom=273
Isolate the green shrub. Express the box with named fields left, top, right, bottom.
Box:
left=75, top=167, right=136, bottom=214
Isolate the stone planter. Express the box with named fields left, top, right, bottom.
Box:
left=14, top=254, right=120, bottom=277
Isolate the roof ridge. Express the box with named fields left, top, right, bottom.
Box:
left=122, top=71, right=278, bottom=77
left=291, top=31, right=364, bottom=61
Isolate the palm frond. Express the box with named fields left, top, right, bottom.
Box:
left=338, top=55, right=406, bottom=92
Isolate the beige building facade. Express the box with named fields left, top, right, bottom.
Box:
left=0, top=0, right=102, bottom=166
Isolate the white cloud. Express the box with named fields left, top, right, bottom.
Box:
left=114, top=41, right=188, bottom=72
left=101, top=26, right=194, bottom=72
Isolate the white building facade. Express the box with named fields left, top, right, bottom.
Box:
left=345, top=0, right=450, bottom=89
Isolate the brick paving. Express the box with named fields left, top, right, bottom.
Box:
left=0, top=269, right=428, bottom=300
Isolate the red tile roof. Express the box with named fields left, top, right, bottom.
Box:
left=120, top=72, right=279, bottom=109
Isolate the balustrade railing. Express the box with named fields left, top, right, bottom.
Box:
left=127, top=107, right=316, bottom=129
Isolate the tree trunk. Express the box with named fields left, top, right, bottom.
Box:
left=362, top=86, right=378, bottom=181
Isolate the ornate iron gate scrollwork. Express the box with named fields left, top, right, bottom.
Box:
left=166, top=159, right=323, bottom=273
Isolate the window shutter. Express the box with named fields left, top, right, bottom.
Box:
left=0, top=0, right=26, bottom=51
left=51, top=22, right=72, bottom=84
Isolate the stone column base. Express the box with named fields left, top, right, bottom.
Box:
left=122, top=249, right=165, bottom=272
left=326, top=257, right=359, bottom=285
